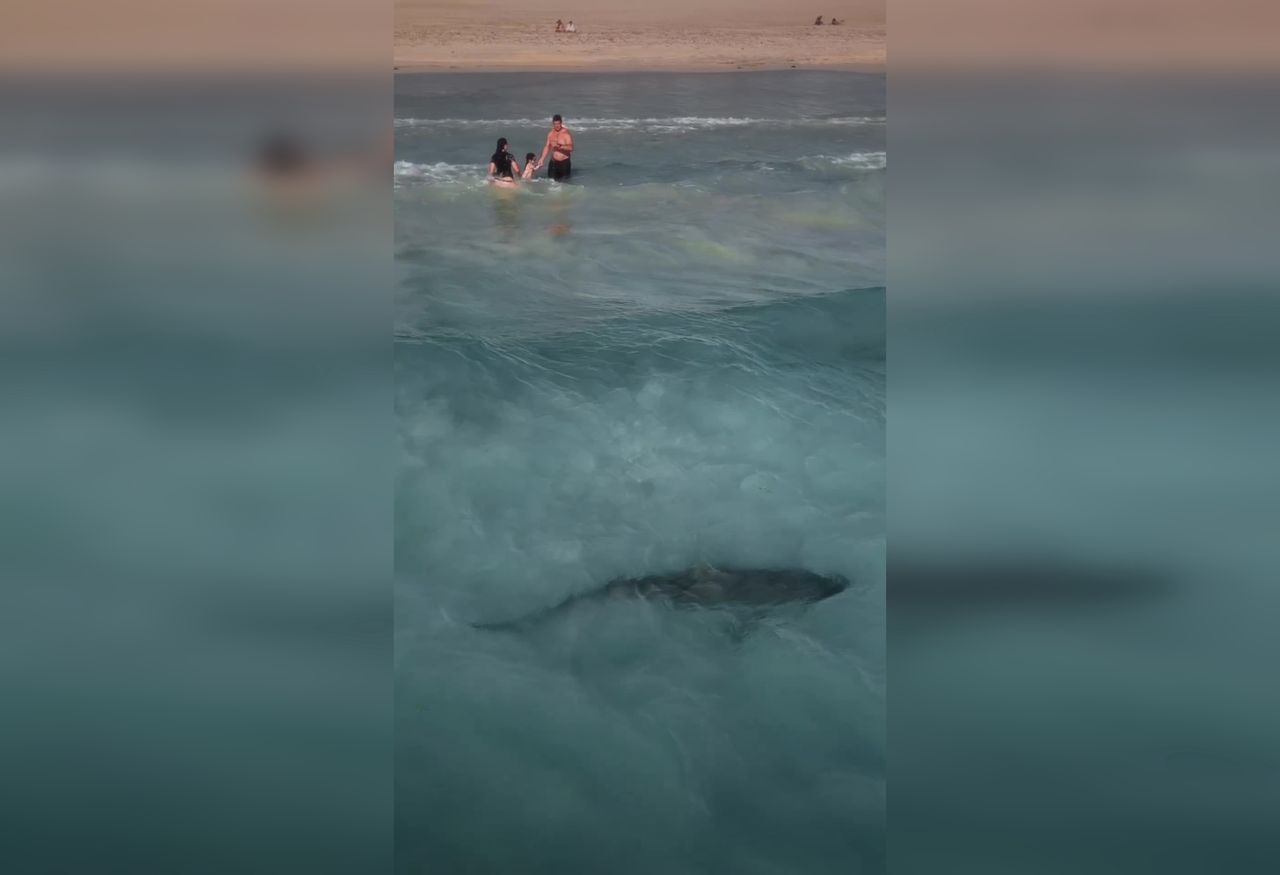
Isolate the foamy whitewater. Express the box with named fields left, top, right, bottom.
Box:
left=395, top=71, right=885, bottom=874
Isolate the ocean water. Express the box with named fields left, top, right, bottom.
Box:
left=395, top=71, right=884, bottom=874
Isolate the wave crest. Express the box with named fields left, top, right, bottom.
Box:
left=395, top=115, right=885, bottom=133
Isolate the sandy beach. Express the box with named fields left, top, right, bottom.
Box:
left=395, top=2, right=884, bottom=72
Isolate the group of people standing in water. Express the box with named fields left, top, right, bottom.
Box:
left=488, top=114, right=575, bottom=186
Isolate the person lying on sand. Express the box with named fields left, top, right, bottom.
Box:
left=488, top=137, right=522, bottom=186
left=521, top=152, right=539, bottom=180
left=830, top=17, right=842, bottom=25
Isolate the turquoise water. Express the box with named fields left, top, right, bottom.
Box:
left=396, top=71, right=884, bottom=874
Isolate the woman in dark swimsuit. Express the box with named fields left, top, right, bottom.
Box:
left=488, top=137, right=522, bottom=186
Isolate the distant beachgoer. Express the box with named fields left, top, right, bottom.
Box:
left=566, top=20, right=577, bottom=33
left=814, top=15, right=824, bottom=25
left=521, top=152, right=538, bottom=180
left=555, top=19, right=564, bottom=32
left=256, top=130, right=388, bottom=193
left=258, top=134, right=307, bottom=178
left=488, top=137, right=522, bottom=185
left=538, top=114, right=574, bottom=181
left=831, top=17, right=842, bottom=25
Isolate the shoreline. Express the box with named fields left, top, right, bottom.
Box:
left=394, top=22, right=884, bottom=75
left=394, top=61, right=884, bottom=75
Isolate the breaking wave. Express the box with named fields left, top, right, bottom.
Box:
left=821, top=151, right=887, bottom=170
left=755, top=152, right=887, bottom=172
left=394, top=160, right=485, bottom=184
left=396, top=115, right=885, bottom=133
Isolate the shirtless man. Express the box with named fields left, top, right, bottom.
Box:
left=537, top=114, right=574, bottom=181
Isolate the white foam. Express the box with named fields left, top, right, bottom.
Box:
left=750, top=152, right=886, bottom=173
left=794, top=151, right=886, bottom=170
left=396, top=116, right=885, bottom=133
left=394, top=160, right=485, bottom=184
left=398, top=325, right=885, bottom=616
left=832, top=151, right=887, bottom=169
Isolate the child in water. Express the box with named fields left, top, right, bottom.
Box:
left=521, top=152, right=539, bottom=180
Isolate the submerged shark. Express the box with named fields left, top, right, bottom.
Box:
left=472, top=563, right=850, bottom=632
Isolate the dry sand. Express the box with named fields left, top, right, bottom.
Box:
left=395, top=2, right=884, bottom=72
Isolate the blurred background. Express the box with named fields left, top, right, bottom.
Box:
left=890, top=1, right=1280, bottom=872
left=0, top=2, right=392, bottom=872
